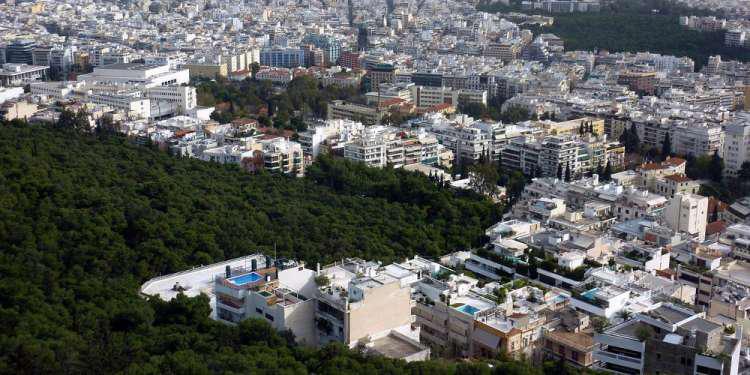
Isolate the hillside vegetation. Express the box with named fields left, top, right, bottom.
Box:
left=478, top=0, right=748, bottom=69
left=0, top=123, right=511, bottom=374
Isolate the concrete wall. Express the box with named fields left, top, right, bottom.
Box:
left=347, top=281, right=412, bottom=345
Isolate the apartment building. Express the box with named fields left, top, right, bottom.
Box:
left=664, top=193, right=709, bottom=242
left=259, top=47, right=305, bottom=68
left=723, top=113, right=750, bottom=178
left=614, top=188, right=668, bottom=221
left=594, top=304, right=740, bottom=375
left=213, top=255, right=319, bottom=343
left=502, top=135, right=542, bottom=175
left=315, top=258, right=429, bottom=361
left=258, top=137, right=305, bottom=176
left=543, top=316, right=596, bottom=368
left=412, top=275, right=497, bottom=357
left=427, top=115, right=506, bottom=166
left=327, top=100, right=383, bottom=125
left=344, top=126, right=388, bottom=168
left=366, top=63, right=396, bottom=91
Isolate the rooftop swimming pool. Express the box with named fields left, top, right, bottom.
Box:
left=581, top=288, right=599, bottom=300
left=228, top=272, right=263, bottom=286
left=455, top=304, right=481, bottom=315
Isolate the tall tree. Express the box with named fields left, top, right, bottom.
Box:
left=661, top=131, right=672, bottom=159
left=710, top=150, right=724, bottom=183
left=603, top=160, right=612, bottom=181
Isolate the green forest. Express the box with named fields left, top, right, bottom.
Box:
left=0, top=122, right=529, bottom=374
left=478, top=0, right=749, bottom=69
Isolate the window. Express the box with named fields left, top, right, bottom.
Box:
left=255, top=307, right=263, bottom=314
left=572, top=351, right=579, bottom=362
left=264, top=313, right=274, bottom=321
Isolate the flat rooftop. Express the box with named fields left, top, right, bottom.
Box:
left=546, top=329, right=594, bottom=350
left=647, top=305, right=694, bottom=325
left=680, top=317, right=721, bottom=333
left=97, top=63, right=162, bottom=71
left=369, top=333, right=428, bottom=360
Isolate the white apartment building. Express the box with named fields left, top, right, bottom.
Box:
left=614, top=188, right=668, bottom=221
left=344, top=126, right=388, bottom=168
left=723, top=113, right=750, bottom=178
left=663, top=193, right=708, bottom=242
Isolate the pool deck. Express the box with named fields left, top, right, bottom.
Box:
left=140, top=256, right=259, bottom=303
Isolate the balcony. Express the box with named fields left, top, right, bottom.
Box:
left=594, top=350, right=643, bottom=371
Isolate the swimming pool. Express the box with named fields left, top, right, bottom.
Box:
left=455, top=304, right=480, bottom=315
left=228, top=272, right=263, bottom=286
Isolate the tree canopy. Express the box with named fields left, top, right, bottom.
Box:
left=0, top=122, right=530, bottom=374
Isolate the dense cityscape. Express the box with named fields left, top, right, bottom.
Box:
left=2, top=0, right=750, bottom=373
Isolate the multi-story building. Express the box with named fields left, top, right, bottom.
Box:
left=258, top=138, right=306, bottom=176
left=663, top=193, right=708, bottom=242
left=412, top=275, right=496, bottom=357
left=78, top=63, right=190, bottom=88
left=594, top=304, right=741, bottom=375
left=366, top=63, right=396, bottom=92
left=259, top=47, right=305, bottom=68
left=5, top=40, right=35, bottom=64
left=314, top=258, right=427, bottom=359
left=723, top=113, right=750, bottom=178
left=302, top=34, right=341, bottom=66
left=327, top=100, right=383, bottom=125
left=541, top=136, right=581, bottom=178
left=344, top=126, right=388, bottom=168
left=0, top=63, right=48, bottom=86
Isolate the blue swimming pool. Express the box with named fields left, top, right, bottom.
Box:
left=229, top=272, right=263, bottom=286
left=581, top=288, right=598, bottom=300
left=456, top=304, right=480, bottom=315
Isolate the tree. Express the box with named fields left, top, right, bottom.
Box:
left=710, top=150, right=724, bottom=183
left=469, top=162, right=500, bottom=198
left=564, top=163, right=571, bottom=182
left=739, top=161, right=750, bottom=182
left=250, top=62, right=260, bottom=79
left=592, top=317, right=609, bottom=333
left=602, top=160, right=612, bottom=181
left=661, top=131, right=672, bottom=159
left=556, top=164, right=563, bottom=180
left=619, top=125, right=641, bottom=154
left=595, top=162, right=604, bottom=177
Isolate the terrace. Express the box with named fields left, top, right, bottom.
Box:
left=216, top=266, right=278, bottom=290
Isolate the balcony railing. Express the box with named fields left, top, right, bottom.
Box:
left=594, top=350, right=642, bottom=364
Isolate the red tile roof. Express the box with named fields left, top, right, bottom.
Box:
left=706, top=221, right=726, bottom=236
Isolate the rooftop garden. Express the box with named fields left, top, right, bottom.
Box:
left=538, top=258, right=589, bottom=282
